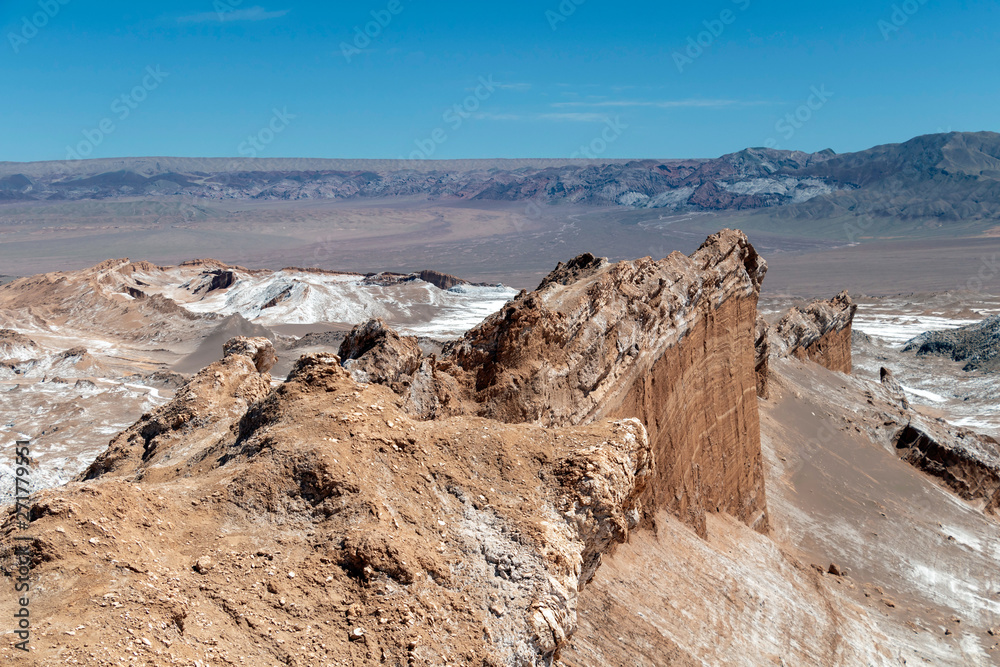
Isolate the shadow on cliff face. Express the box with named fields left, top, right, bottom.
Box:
left=335, top=229, right=772, bottom=538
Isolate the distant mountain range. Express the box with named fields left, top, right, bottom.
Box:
left=3, top=132, right=1000, bottom=223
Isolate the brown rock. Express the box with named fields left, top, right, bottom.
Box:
left=773, top=290, right=857, bottom=373
left=426, top=229, right=770, bottom=535
left=879, top=366, right=910, bottom=409
left=417, top=269, right=468, bottom=290
left=755, top=315, right=771, bottom=399
left=2, top=352, right=652, bottom=665
left=892, top=423, right=1000, bottom=516
left=338, top=318, right=422, bottom=393
left=223, top=336, right=277, bottom=373
left=80, top=337, right=273, bottom=481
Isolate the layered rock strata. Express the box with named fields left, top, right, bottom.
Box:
left=398, top=230, right=770, bottom=535
left=772, top=290, right=857, bottom=373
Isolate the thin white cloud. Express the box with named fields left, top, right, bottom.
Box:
left=178, top=6, right=290, bottom=23
left=539, top=112, right=612, bottom=122
left=552, top=99, right=771, bottom=109
left=465, top=82, right=532, bottom=92
left=473, top=112, right=612, bottom=123
left=497, top=82, right=532, bottom=91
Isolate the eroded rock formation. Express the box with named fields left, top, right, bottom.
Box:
left=0, top=231, right=786, bottom=663
left=0, top=328, right=39, bottom=360
left=903, top=313, right=1000, bottom=372
left=417, top=269, right=468, bottom=290
left=425, top=230, right=769, bottom=535
left=755, top=315, right=771, bottom=398
left=880, top=366, right=910, bottom=410
left=893, top=422, right=1000, bottom=515
left=338, top=318, right=423, bottom=393
left=80, top=338, right=274, bottom=481
left=2, top=342, right=652, bottom=665
left=772, top=290, right=856, bottom=373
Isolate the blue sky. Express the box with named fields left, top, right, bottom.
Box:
left=1, top=0, right=997, bottom=161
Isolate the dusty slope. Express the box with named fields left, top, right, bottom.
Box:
left=761, top=355, right=1000, bottom=665
left=561, top=347, right=1000, bottom=667
left=1, top=341, right=652, bottom=666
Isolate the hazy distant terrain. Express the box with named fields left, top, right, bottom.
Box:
left=1, top=132, right=999, bottom=296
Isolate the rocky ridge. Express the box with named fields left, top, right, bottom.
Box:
left=903, top=313, right=1000, bottom=372
left=2, top=337, right=652, bottom=665
left=356, top=230, right=770, bottom=536
left=1, top=230, right=774, bottom=664
left=771, top=290, right=857, bottom=373
left=4, top=229, right=999, bottom=665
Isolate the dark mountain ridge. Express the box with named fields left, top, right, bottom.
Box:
left=2, top=132, right=1000, bottom=223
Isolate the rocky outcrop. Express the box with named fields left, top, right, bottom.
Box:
left=0, top=345, right=104, bottom=380
left=190, top=268, right=237, bottom=294
left=223, top=335, right=277, bottom=373
left=773, top=290, right=856, bottom=373
left=0, top=328, right=39, bottom=360
left=880, top=366, right=910, bottom=409
left=338, top=318, right=423, bottom=393
left=3, top=344, right=652, bottom=666
left=903, top=314, right=1000, bottom=372
left=417, top=269, right=468, bottom=290
left=80, top=337, right=274, bottom=481
left=893, top=422, right=1000, bottom=515
left=421, top=229, right=769, bottom=536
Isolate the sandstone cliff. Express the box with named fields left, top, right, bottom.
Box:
left=399, top=230, right=769, bottom=535
left=772, top=290, right=856, bottom=373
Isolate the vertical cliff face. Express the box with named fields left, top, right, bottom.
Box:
left=772, top=290, right=857, bottom=374
left=427, top=230, right=769, bottom=535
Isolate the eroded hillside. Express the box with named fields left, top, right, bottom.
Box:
left=1, top=230, right=999, bottom=665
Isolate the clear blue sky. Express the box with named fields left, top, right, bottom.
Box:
left=1, top=0, right=997, bottom=162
